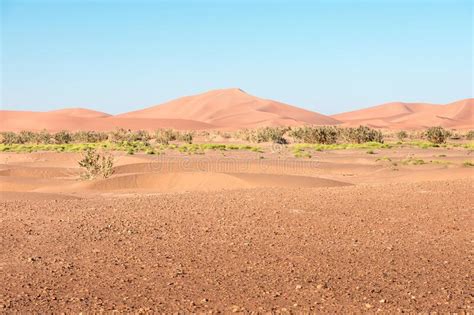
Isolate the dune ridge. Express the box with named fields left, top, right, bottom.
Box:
left=332, top=98, right=473, bottom=129
left=117, top=88, right=340, bottom=128
left=1, top=89, right=472, bottom=131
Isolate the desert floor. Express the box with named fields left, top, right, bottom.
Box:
left=0, top=146, right=473, bottom=312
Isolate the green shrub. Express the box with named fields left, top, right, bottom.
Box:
left=425, top=126, right=451, bottom=144
left=78, top=148, right=114, bottom=180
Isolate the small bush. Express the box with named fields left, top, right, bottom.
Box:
left=37, top=129, right=52, bottom=144
left=17, top=130, right=38, bottom=143
left=463, top=161, right=474, bottom=167
left=396, top=130, right=408, bottom=141
left=288, top=126, right=339, bottom=144
left=72, top=131, right=108, bottom=143
left=108, top=128, right=129, bottom=143
left=235, top=127, right=287, bottom=144
left=53, top=130, right=73, bottom=144
left=78, top=148, right=114, bottom=180
left=466, top=130, right=474, bottom=140
left=401, top=157, right=426, bottom=165
left=179, top=131, right=194, bottom=144
left=155, top=129, right=177, bottom=145
left=342, top=126, right=384, bottom=144
left=425, top=126, right=451, bottom=144
left=0, top=132, right=20, bottom=145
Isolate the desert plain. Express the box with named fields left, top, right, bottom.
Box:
left=0, top=90, right=473, bottom=313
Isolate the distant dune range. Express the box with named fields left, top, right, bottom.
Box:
left=332, top=98, right=473, bottom=130
left=0, top=88, right=472, bottom=131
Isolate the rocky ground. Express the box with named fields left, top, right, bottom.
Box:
left=1, top=179, right=472, bottom=313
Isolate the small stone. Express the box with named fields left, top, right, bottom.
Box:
left=365, top=303, right=373, bottom=309
left=379, top=299, right=386, bottom=303
left=295, top=285, right=302, bottom=290
left=231, top=305, right=240, bottom=312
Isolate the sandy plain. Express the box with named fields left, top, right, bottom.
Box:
left=0, top=145, right=472, bottom=312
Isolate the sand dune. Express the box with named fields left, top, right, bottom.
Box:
left=1, top=89, right=336, bottom=131
left=117, top=88, right=340, bottom=128
left=0, top=110, right=215, bottom=132
left=48, top=108, right=111, bottom=118
left=1, top=91, right=471, bottom=131
left=332, top=98, right=473, bottom=129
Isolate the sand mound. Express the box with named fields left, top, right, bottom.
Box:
left=332, top=98, right=473, bottom=130
left=0, top=176, right=73, bottom=192
left=0, top=166, right=79, bottom=178
left=81, top=172, right=350, bottom=192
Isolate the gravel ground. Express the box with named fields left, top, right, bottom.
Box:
left=0, top=179, right=473, bottom=313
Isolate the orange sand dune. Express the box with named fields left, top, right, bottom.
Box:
left=0, top=110, right=214, bottom=132
left=47, top=108, right=111, bottom=118
left=332, top=98, right=473, bottom=130
left=117, top=88, right=340, bottom=128
left=1, top=90, right=471, bottom=131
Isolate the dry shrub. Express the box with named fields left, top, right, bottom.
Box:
left=72, top=131, right=108, bottom=143
left=155, top=129, right=178, bottom=145
left=288, top=126, right=339, bottom=144
left=53, top=130, right=73, bottom=144
left=238, top=127, right=288, bottom=144
left=396, top=130, right=408, bottom=141
left=78, top=148, right=114, bottom=180
left=342, top=126, right=384, bottom=143
left=0, top=132, right=19, bottom=145
left=178, top=131, right=194, bottom=144
left=425, top=126, right=451, bottom=144
left=466, top=130, right=474, bottom=140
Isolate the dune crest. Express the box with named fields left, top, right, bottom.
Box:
left=1, top=91, right=472, bottom=131
left=117, top=88, right=340, bottom=128
left=332, top=98, right=473, bottom=129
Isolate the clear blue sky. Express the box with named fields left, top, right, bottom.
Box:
left=1, top=0, right=472, bottom=115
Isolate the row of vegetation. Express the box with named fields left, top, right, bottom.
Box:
left=2, top=126, right=471, bottom=146
left=0, top=129, right=195, bottom=145
left=0, top=127, right=472, bottom=156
